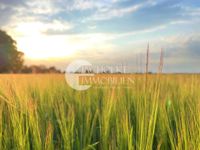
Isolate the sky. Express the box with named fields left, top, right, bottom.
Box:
left=0, top=0, right=200, bottom=73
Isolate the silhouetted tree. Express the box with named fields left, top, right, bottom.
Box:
left=21, top=65, right=61, bottom=74
left=0, top=30, right=24, bottom=73
left=21, top=65, right=32, bottom=73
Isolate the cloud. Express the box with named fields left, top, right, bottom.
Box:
left=89, top=4, right=141, bottom=21
left=83, top=0, right=157, bottom=21
left=68, top=0, right=100, bottom=10
left=0, top=0, right=25, bottom=6
left=143, top=33, right=200, bottom=73
left=0, top=6, right=15, bottom=26
left=25, top=0, right=62, bottom=15
left=65, top=0, right=118, bottom=11
left=164, top=34, right=200, bottom=59
left=3, top=19, right=73, bottom=37
left=0, top=0, right=26, bottom=26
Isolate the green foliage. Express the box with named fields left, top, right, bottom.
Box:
left=0, top=30, right=24, bottom=73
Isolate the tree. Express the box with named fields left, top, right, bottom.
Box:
left=0, top=30, right=24, bottom=73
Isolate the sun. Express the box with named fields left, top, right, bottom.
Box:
left=10, top=22, right=79, bottom=59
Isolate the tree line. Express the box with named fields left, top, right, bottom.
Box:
left=0, top=30, right=61, bottom=74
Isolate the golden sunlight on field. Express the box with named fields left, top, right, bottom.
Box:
left=0, top=74, right=200, bottom=149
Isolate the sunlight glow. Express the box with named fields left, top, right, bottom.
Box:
left=17, top=35, right=79, bottom=59
left=11, top=22, right=114, bottom=59
left=10, top=21, right=80, bottom=59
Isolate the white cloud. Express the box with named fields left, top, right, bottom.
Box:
left=85, top=0, right=155, bottom=21
left=3, top=19, right=73, bottom=37
left=91, top=5, right=140, bottom=20
left=67, top=0, right=115, bottom=11
left=25, top=0, right=62, bottom=15
left=69, top=0, right=97, bottom=10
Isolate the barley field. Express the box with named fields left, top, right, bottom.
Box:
left=0, top=74, right=200, bottom=150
